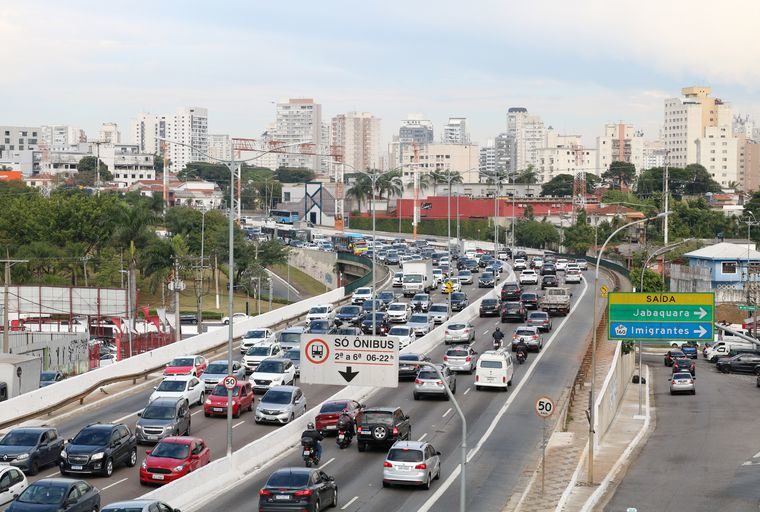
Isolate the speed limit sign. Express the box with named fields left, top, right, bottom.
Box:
left=223, top=375, right=238, bottom=390
left=535, top=396, right=555, bottom=418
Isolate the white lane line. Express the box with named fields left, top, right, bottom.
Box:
left=232, top=421, right=246, bottom=429
left=341, top=496, right=359, bottom=510
left=319, top=457, right=335, bottom=469
left=192, top=410, right=203, bottom=416
left=442, top=408, right=452, bottom=418
left=113, top=410, right=141, bottom=424
left=417, top=433, right=428, bottom=442
left=417, top=275, right=589, bottom=512
left=482, top=330, right=489, bottom=335
left=754, top=450, right=760, bottom=459
left=101, top=477, right=128, bottom=491
left=463, top=388, right=471, bottom=395
left=43, top=471, right=60, bottom=478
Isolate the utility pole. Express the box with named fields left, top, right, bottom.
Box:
left=173, top=257, right=182, bottom=343
left=2, top=258, right=28, bottom=353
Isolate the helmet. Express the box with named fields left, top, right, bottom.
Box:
left=307, top=422, right=315, bottom=430
left=495, top=327, right=501, bottom=332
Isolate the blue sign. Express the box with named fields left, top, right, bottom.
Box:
left=609, top=321, right=712, bottom=341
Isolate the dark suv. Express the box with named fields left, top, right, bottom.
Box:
left=0, top=427, right=64, bottom=475
left=501, top=283, right=521, bottom=301
left=501, top=301, right=527, bottom=323
left=541, top=275, right=559, bottom=289
left=479, top=298, right=501, bottom=317
left=61, top=423, right=137, bottom=477
left=356, top=407, right=412, bottom=452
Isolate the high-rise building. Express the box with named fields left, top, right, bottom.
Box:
left=742, top=140, right=760, bottom=192
left=330, top=112, right=381, bottom=172
left=643, top=139, right=667, bottom=169
left=99, top=123, right=121, bottom=144
left=274, top=98, right=322, bottom=172
left=442, top=117, right=469, bottom=144
left=165, top=107, right=208, bottom=173
left=696, top=125, right=739, bottom=187
left=208, top=134, right=231, bottom=162
left=535, top=130, right=597, bottom=183
left=399, top=114, right=434, bottom=144
left=494, top=133, right=511, bottom=173
left=390, top=142, right=479, bottom=184
left=479, top=140, right=497, bottom=175
left=596, top=123, right=645, bottom=173
left=131, top=113, right=168, bottom=156
left=506, top=107, right=545, bottom=172
left=100, top=144, right=156, bottom=186
left=40, top=125, right=84, bottom=148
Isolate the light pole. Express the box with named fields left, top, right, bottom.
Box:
left=588, top=211, right=670, bottom=484
left=743, top=212, right=760, bottom=337
left=118, top=270, right=133, bottom=359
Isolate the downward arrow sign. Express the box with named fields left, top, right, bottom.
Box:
left=695, top=325, right=708, bottom=338
left=696, top=307, right=707, bottom=320
left=339, top=366, right=359, bottom=383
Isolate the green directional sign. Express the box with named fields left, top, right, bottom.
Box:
left=608, top=292, right=715, bottom=342
left=739, top=305, right=757, bottom=312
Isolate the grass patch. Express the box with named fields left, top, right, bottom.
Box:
left=270, top=263, right=328, bottom=297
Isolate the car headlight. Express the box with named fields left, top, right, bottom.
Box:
left=141, top=459, right=147, bottom=469
left=91, top=452, right=104, bottom=461
left=60, top=450, right=67, bottom=458
left=205, top=399, right=212, bottom=405
left=173, top=464, right=185, bottom=472
left=16, top=453, right=29, bottom=461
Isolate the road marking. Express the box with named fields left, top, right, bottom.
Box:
left=442, top=408, right=452, bottom=418
left=232, top=421, right=246, bottom=429
left=417, top=274, right=590, bottom=512
left=43, top=470, right=60, bottom=478
left=463, top=388, right=471, bottom=395
left=113, top=410, right=141, bottom=424
left=341, top=496, right=359, bottom=510
left=192, top=410, right=203, bottom=416
left=754, top=450, right=760, bottom=459
left=482, top=330, right=489, bottom=335
left=101, top=477, right=128, bottom=491
left=417, top=433, right=428, bottom=442
left=319, top=457, right=335, bottom=469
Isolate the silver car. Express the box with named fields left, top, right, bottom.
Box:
left=444, top=346, right=478, bottom=373
left=254, top=385, right=307, bottom=424
left=200, top=360, right=246, bottom=392
left=407, top=313, right=435, bottom=337
left=670, top=372, right=696, bottom=395
left=428, top=303, right=449, bottom=324
left=413, top=364, right=456, bottom=400
left=457, top=270, right=473, bottom=285
left=382, top=440, right=441, bottom=489
left=444, top=322, right=475, bottom=344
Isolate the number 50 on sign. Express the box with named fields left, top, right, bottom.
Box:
left=535, top=396, right=555, bottom=418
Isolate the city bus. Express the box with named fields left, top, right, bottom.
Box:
left=269, top=210, right=299, bottom=224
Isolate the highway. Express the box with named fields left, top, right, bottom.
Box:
left=21, top=264, right=500, bottom=506
left=606, top=352, right=760, bottom=512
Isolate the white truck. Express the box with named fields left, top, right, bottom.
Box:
left=0, top=354, right=42, bottom=401
left=402, top=261, right=434, bottom=297
left=540, top=287, right=572, bottom=316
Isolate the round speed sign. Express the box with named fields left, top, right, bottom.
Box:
left=223, top=375, right=238, bottom=390
left=535, top=396, right=555, bottom=418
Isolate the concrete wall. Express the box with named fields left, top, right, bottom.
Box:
left=593, top=342, right=636, bottom=447
left=289, top=248, right=338, bottom=290
left=9, top=332, right=90, bottom=374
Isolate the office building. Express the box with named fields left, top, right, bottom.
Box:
left=506, top=107, right=546, bottom=173
left=208, top=134, right=231, bottom=162
left=399, top=114, right=434, bottom=144
left=99, top=144, right=156, bottom=186
left=0, top=126, right=40, bottom=153
left=330, top=112, right=381, bottom=172
left=642, top=139, right=667, bottom=170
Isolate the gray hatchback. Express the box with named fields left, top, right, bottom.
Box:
left=135, top=397, right=191, bottom=444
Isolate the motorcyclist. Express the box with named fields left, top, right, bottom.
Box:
left=514, top=338, right=529, bottom=360
left=492, top=327, right=505, bottom=349
left=301, top=422, right=323, bottom=461
left=336, top=412, right=355, bottom=441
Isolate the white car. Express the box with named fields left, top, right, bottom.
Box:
left=387, top=325, right=415, bottom=350
left=497, top=251, right=510, bottom=260
left=240, top=328, right=276, bottom=353
left=532, top=258, right=544, bottom=269
left=387, top=302, right=411, bottom=323
left=428, top=303, right=450, bottom=324
left=407, top=313, right=436, bottom=337
left=243, top=342, right=282, bottom=372
left=249, top=357, right=296, bottom=392
left=392, top=272, right=404, bottom=288
left=222, top=312, right=249, bottom=325
left=513, top=259, right=527, bottom=271
left=352, top=287, right=373, bottom=305
left=0, top=466, right=27, bottom=508
left=556, top=259, right=568, bottom=271
left=565, top=268, right=582, bottom=284
left=577, top=260, right=589, bottom=270
left=432, top=269, right=444, bottom=286
left=519, top=270, right=539, bottom=285
left=149, top=375, right=205, bottom=406
left=306, top=304, right=336, bottom=324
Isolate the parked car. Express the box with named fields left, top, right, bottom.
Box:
left=356, top=407, right=412, bottom=451
left=501, top=283, right=522, bottom=301
left=444, top=322, right=475, bottom=344
left=444, top=345, right=478, bottom=373
left=0, top=427, right=64, bottom=475
left=541, top=275, right=559, bottom=289
left=258, top=467, right=337, bottom=512
left=351, top=287, right=373, bottom=305
left=39, top=371, right=65, bottom=388
left=526, top=311, right=553, bottom=332
left=102, top=500, right=179, bottom=512
left=670, top=372, right=696, bottom=395
left=315, top=399, right=364, bottom=436
left=501, top=302, right=527, bottom=323
left=8, top=478, right=100, bottom=512
left=387, top=302, right=411, bottom=323
left=240, top=328, right=276, bottom=353
left=150, top=376, right=205, bottom=406
left=715, top=353, right=760, bottom=374
left=139, top=436, right=210, bottom=485
left=250, top=358, right=297, bottom=393
left=277, top=326, right=306, bottom=351
left=361, top=312, right=391, bottom=335
left=406, top=313, right=435, bottom=337
left=450, top=292, right=469, bottom=311
left=520, top=292, right=540, bottom=310
left=163, top=355, right=208, bottom=377
left=254, top=385, right=307, bottom=425
left=221, top=312, right=249, bottom=325
left=203, top=381, right=254, bottom=418
left=512, top=326, right=543, bottom=351
left=664, top=350, right=687, bottom=366
left=479, top=298, right=501, bottom=317
left=398, top=353, right=431, bottom=380
left=387, top=326, right=415, bottom=350
left=200, top=360, right=246, bottom=392
left=428, top=303, right=450, bottom=324
left=61, top=423, right=137, bottom=476
left=383, top=441, right=441, bottom=489
left=243, top=342, right=282, bottom=372
left=0, top=466, right=27, bottom=508
left=136, top=397, right=191, bottom=443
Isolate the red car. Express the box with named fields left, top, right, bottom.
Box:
left=203, top=381, right=254, bottom=418
left=164, top=355, right=208, bottom=377
left=314, top=400, right=363, bottom=435
left=139, top=436, right=210, bottom=485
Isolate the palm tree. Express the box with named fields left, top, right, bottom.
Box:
left=430, top=170, right=463, bottom=196
left=377, top=170, right=404, bottom=210
left=346, top=174, right=372, bottom=212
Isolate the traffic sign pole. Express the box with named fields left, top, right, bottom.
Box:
left=535, top=396, right=555, bottom=495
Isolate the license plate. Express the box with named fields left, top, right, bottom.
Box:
left=214, top=408, right=224, bottom=412
left=338, top=434, right=345, bottom=440
left=0, top=462, right=9, bottom=466
left=303, top=449, right=310, bottom=456
left=153, top=474, right=165, bottom=480
left=147, top=435, right=158, bottom=441
left=275, top=494, right=290, bottom=500
left=397, top=465, right=410, bottom=471
left=71, top=465, right=83, bottom=470
left=325, top=425, right=336, bottom=430
left=486, top=377, right=495, bottom=382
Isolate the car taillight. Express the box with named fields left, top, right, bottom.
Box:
left=260, top=489, right=272, bottom=497
left=415, top=463, right=427, bottom=470
left=465, top=356, right=471, bottom=362
left=357, top=427, right=363, bottom=433
left=392, top=427, right=399, bottom=435
left=436, top=380, right=443, bottom=385
left=443, top=356, right=449, bottom=361
left=294, top=489, right=312, bottom=497
left=415, top=379, right=422, bottom=384
left=475, top=375, right=479, bottom=381
left=383, top=461, right=393, bottom=468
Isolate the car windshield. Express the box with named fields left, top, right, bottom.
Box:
left=430, top=305, right=447, bottom=313
left=480, top=360, right=503, bottom=369
left=673, top=373, right=692, bottom=380
left=482, top=300, right=498, bottom=306
left=400, top=354, right=421, bottom=362
left=151, top=441, right=190, bottom=460
left=448, top=323, right=467, bottom=331
left=205, top=363, right=229, bottom=374
left=280, top=332, right=301, bottom=344
left=247, top=346, right=272, bottom=356
left=72, top=428, right=110, bottom=446
left=379, top=292, right=394, bottom=299
left=671, top=351, right=685, bottom=358
left=102, top=508, right=147, bottom=512
left=320, top=402, right=348, bottom=413
left=142, top=405, right=176, bottom=420
left=212, top=384, right=240, bottom=396
left=522, top=294, right=537, bottom=300
left=340, top=306, right=360, bottom=315
left=412, top=295, right=429, bottom=302
left=481, top=273, right=494, bottom=279
left=169, top=358, right=194, bottom=367
left=387, top=448, right=424, bottom=462
left=245, top=330, right=267, bottom=338
left=410, top=315, right=428, bottom=323
left=389, top=304, right=406, bottom=311
left=448, top=349, right=468, bottom=357
left=361, top=412, right=393, bottom=424
left=262, top=390, right=292, bottom=404
left=40, top=372, right=57, bottom=381
left=285, top=350, right=300, bottom=361
left=311, top=320, right=330, bottom=329
left=257, top=361, right=285, bottom=374
left=418, top=370, right=441, bottom=379
left=266, top=470, right=310, bottom=489
left=529, top=313, right=548, bottom=320
left=389, top=327, right=411, bottom=336
left=459, top=271, right=471, bottom=276
left=451, top=293, right=465, bottom=300
left=309, top=306, right=328, bottom=314
left=156, top=380, right=187, bottom=392
left=17, top=484, right=66, bottom=505
left=0, top=431, right=39, bottom=446
left=356, top=288, right=371, bottom=295
left=516, top=329, right=535, bottom=336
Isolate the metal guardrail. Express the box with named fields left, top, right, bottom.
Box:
left=548, top=250, right=631, bottom=279
left=338, top=253, right=376, bottom=294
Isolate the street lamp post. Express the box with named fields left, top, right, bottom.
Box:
left=588, top=211, right=669, bottom=484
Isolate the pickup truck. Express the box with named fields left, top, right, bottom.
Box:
left=539, top=287, right=571, bottom=316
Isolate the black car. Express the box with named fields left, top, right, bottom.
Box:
left=541, top=275, right=559, bottom=289
left=462, top=259, right=479, bottom=273
left=307, top=320, right=332, bottom=334
left=479, top=255, right=495, bottom=268
left=520, top=292, right=539, bottom=310
left=514, top=250, right=527, bottom=260
left=501, top=301, right=527, bottom=323
left=671, top=357, right=696, bottom=375
left=398, top=353, right=431, bottom=380
left=377, top=291, right=398, bottom=307
left=330, top=326, right=362, bottom=336
left=478, top=272, right=496, bottom=288
left=179, top=313, right=199, bottom=325
left=0, top=427, right=64, bottom=475
left=356, top=407, right=412, bottom=452
left=541, top=264, right=557, bottom=276
left=361, top=312, right=390, bottom=335
left=335, top=305, right=365, bottom=326
left=716, top=353, right=760, bottom=374
left=9, top=478, right=100, bottom=512
left=361, top=299, right=386, bottom=314
left=501, top=283, right=522, bottom=301
left=60, top=423, right=137, bottom=477
left=450, top=292, right=469, bottom=312
left=663, top=350, right=686, bottom=366
left=479, top=298, right=501, bottom=317
left=259, top=467, right=337, bottom=512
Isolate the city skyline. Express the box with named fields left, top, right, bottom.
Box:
left=3, top=1, right=760, bottom=147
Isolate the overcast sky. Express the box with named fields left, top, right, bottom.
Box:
left=3, top=0, right=760, bottom=147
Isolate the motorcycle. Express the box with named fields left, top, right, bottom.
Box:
left=301, top=439, right=320, bottom=467
left=493, top=340, right=502, bottom=351
left=336, top=428, right=353, bottom=449
left=516, top=350, right=527, bottom=365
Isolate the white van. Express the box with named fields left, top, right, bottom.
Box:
left=705, top=340, right=758, bottom=362
left=475, top=350, right=514, bottom=391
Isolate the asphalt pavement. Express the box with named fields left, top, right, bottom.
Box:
left=606, top=352, right=760, bottom=512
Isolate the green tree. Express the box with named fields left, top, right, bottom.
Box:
left=178, top=162, right=232, bottom=192
left=637, top=165, right=721, bottom=199
left=377, top=169, right=404, bottom=209
left=274, top=167, right=315, bottom=183
left=430, top=170, right=463, bottom=196
left=629, top=268, right=665, bottom=292
left=603, top=161, right=636, bottom=189
left=513, top=166, right=539, bottom=184
left=540, top=174, right=575, bottom=197
left=346, top=174, right=372, bottom=211
left=153, top=154, right=170, bottom=174
left=74, top=156, right=112, bottom=186
left=563, top=210, right=595, bottom=255
left=515, top=220, right=559, bottom=249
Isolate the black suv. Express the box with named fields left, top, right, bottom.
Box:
left=356, top=407, right=412, bottom=452
left=501, top=301, right=527, bottom=323
left=501, top=283, right=522, bottom=301
left=60, top=423, right=137, bottom=477
left=0, top=427, right=64, bottom=475
left=450, top=292, right=469, bottom=312
left=541, top=275, right=559, bottom=289
left=479, top=298, right=501, bottom=317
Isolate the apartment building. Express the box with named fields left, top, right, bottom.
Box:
left=208, top=134, right=231, bottom=162
left=274, top=98, right=322, bottom=172
left=399, top=114, right=434, bottom=144
left=40, top=125, right=85, bottom=147
left=442, top=117, right=469, bottom=144
left=391, top=142, right=480, bottom=184
left=506, top=107, right=545, bottom=173
left=131, top=113, right=168, bottom=156
left=596, top=123, right=645, bottom=173
left=535, top=131, right=597, bottom=183
left=100, top=144, right=156, bottom=186
left=696, top=125, right=739, bottom=187
left=330, top=112, right=381, bottom=172
left=165, top=107, right=208, bottom=173
left=99, top=123, right=121, bottom=144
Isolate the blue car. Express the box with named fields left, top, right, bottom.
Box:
left=9, top=478, right=100, bottom=512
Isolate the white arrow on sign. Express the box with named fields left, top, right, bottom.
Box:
left=694, top=325, right=708, bottom=338
left=695, top=307, right=708, bottom=320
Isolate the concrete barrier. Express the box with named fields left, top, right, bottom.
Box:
left=593, top=338, right=636, bottom=450
left=0, top=287, right=345, bottom=428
